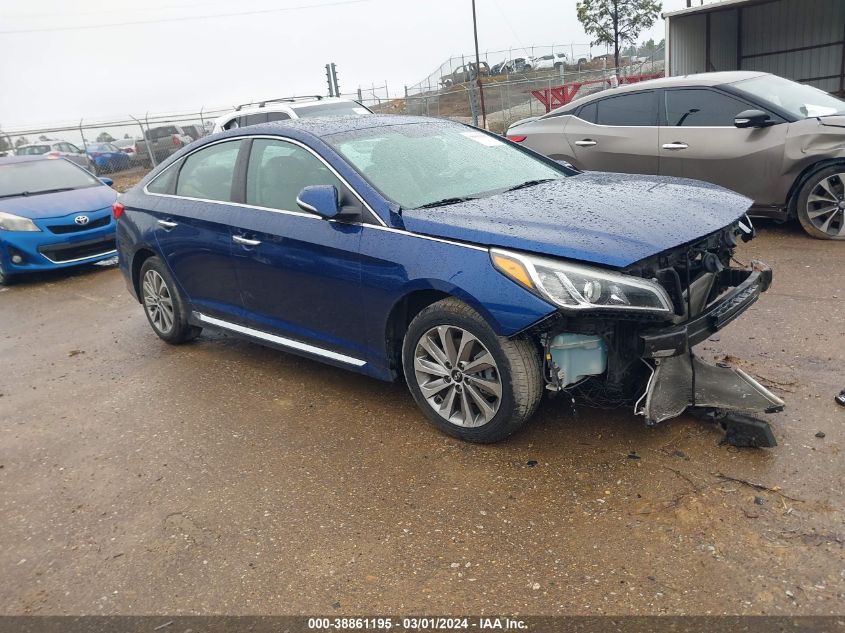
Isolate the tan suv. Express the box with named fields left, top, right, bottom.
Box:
left=507, top=71, right=845, bottom=239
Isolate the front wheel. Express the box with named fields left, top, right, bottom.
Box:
left=139, top=256, right=202, bottom=344
left=402, top=298, right=543, bottom=443
left=0, top=259, right=15, bottom=286
left=796, top=165, right=845, bottom=239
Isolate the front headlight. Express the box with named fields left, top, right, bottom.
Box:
left=0, top=211, right=40, bottom=232
left=491, top=248, right=673, bottom=315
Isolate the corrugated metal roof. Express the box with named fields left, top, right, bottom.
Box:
left=664, top=0, right=775, bottom=19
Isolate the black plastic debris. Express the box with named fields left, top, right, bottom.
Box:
left=815, top=431, right=826, bottom=438
left=836, top=390, right=845, bottom=407
left=526, top=460, right=538, bottom=467
left=721, top=413, right=778, bottom=448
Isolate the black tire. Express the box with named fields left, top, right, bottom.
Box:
left=402, top=297, right=543, bottom=443
left=796, top=165, right=845, bottom=240
left=0, top=259, right=15, bottom=286
left=138, top=256, right=201, bottom=344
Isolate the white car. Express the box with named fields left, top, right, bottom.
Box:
left=533, top=53, right=567, bottom=71
left=210, top=96, right=372, bottom=133
left=15, top=140, right=95, bottom=171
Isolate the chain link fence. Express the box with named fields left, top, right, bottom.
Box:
left=0, top=47, right=665, bottom=184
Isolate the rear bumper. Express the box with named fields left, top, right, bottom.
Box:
left=640, top=263, right=772, bottom=359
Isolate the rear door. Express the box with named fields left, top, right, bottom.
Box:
left=227, top=137, right=365, bottom=364
left=150, top=139, right=244, bottom=319
left=658, top=88, right=787, bottom=204
left=564, top=90, right=659, bottom=174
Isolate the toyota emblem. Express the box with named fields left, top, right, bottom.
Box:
left=74, top=215, right=90, bottom=226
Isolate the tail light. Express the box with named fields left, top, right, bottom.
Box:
left=506, top=135, right=527, bottom=142
left=46, top=151, right=61, bottom=158
left=112, top=201, right=125, bottom=220
left=172, top=134, right=181, bottom=147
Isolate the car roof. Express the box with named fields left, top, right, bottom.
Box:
left=16, top=141, right=58, bottom=147
left=239, top=114, right=450, bottom=138
left=547, top=71, right=769, bottom=115
left=0, top=154, right=57, bottom=164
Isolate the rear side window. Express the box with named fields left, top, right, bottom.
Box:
left=175, top=140, right=242, bottom=201
left=241, top=113, right=268, bottom=126
left=665, top=89, right=752, bottom=127
left=246, top=139, right=342, bottom=212
left=595, top=91, right=657, bottom=126
left=146, top=159, right=182, bottom=195
left=577, top=101, right=598, bottom=123
left=266, top=112, right=291, bottom=122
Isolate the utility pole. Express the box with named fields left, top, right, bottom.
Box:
left=471, top=0, right=487, bottom=129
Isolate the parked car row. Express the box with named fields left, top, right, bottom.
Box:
left=507, top=71, right=845, bottom=240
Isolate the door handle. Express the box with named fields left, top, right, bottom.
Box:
left=157, top=219, right=178, bottom=229
left=662, top=142, right=689, bottom=151
left=575, top=139, right=598, bottom=147
left=232, top=235, right=261, bottom=247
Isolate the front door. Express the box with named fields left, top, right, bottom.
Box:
left=658, top=88, right=788, bottom=206
left=564, top=90, right=660, bottom=174
left=228, top=138, right=365, bottom=364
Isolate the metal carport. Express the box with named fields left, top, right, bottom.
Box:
left=664, top=0, right=845, bottom=95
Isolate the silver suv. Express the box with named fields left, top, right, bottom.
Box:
left=15, top=140, right=95, bottom=172
left=507, top=72, right=845, bottom=240
left=210, top=96, right=372, bottom=133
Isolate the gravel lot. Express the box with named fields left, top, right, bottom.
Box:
left=0, top=222, right=842, bottom=615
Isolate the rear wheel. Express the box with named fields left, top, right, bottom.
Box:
left=402, top=298, right=543, bottom=443
left=139, top=256, right=201, bottom=344
left=797, top=165, right=845, bottom=240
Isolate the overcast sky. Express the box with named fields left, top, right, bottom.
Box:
left=0, top=0, right=690, bottom=130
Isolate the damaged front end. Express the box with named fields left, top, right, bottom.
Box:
left=505, top=219, right=784, bottom=444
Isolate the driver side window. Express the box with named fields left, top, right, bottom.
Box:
left=245, top=139, right=342, bottom=212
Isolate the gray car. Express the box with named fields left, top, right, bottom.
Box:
left=507, top=71, right=845, bottom=239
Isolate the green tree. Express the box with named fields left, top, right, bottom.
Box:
left=38, top=134, right=50, bottom=141
left=576, top=0, right=662, bottom=71
left=96, top=131, right=115, bottom=143
left=15, top=136, right=29, bottom=148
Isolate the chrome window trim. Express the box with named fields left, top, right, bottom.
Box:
left=143, top=134, right=387, bottom=227
left=194, top=312, right=366, bottom=367
left=294, top=195, right=318, bottom=214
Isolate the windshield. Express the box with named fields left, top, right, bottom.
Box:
left=17, top=145, right=50, bottom=155
left=0, top=159, right=100, bottom=197
left=731, top=75, right=845, bottom=119
left=294, top=102, right=371, bottom=119
left=328, top=121, right=567, bottom=209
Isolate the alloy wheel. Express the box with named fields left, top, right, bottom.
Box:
left=806, top=173, right=845, bottom=237
left=142, top=269, right=175, bottom=334
left=413, top=325, right=502, bottom=427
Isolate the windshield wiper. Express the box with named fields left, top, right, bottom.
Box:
left=503, top=178, right=555, bottom=193
left=415, top=196, right=477, bottom=209
left=0, top=187, right=75, bottom=199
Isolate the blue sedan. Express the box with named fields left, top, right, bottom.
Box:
left=86, top=142, right=131, bottom=174
left=0, top=156, right=118, bottom=284
left=116, top=115, right=782, bottom=442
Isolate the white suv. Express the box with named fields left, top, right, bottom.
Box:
left=210, top=96, right=372, bottom=133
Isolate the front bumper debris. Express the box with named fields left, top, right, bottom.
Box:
left=638, top=353, right=785, bottom=426
left=640, top=263, right=772, bottom=358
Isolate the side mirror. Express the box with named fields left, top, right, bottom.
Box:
left=296, top=185, right=341, bottom=219
left=735, top=109, right=772, bottom=129
left=99, top=177, right=114, bottom=187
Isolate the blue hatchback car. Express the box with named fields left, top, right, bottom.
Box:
left=0, top=156, right=118, bottom=284
left=117, top=115, right=783, bottom=442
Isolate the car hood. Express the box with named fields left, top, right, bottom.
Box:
left=0, top=185, right=116, bottom=219
left=400, top=172, right=752, bottom=268
left=817, top=115, right=845, bottom=129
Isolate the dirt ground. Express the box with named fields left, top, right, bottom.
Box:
left=0, top=221, right=843, bottom=616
